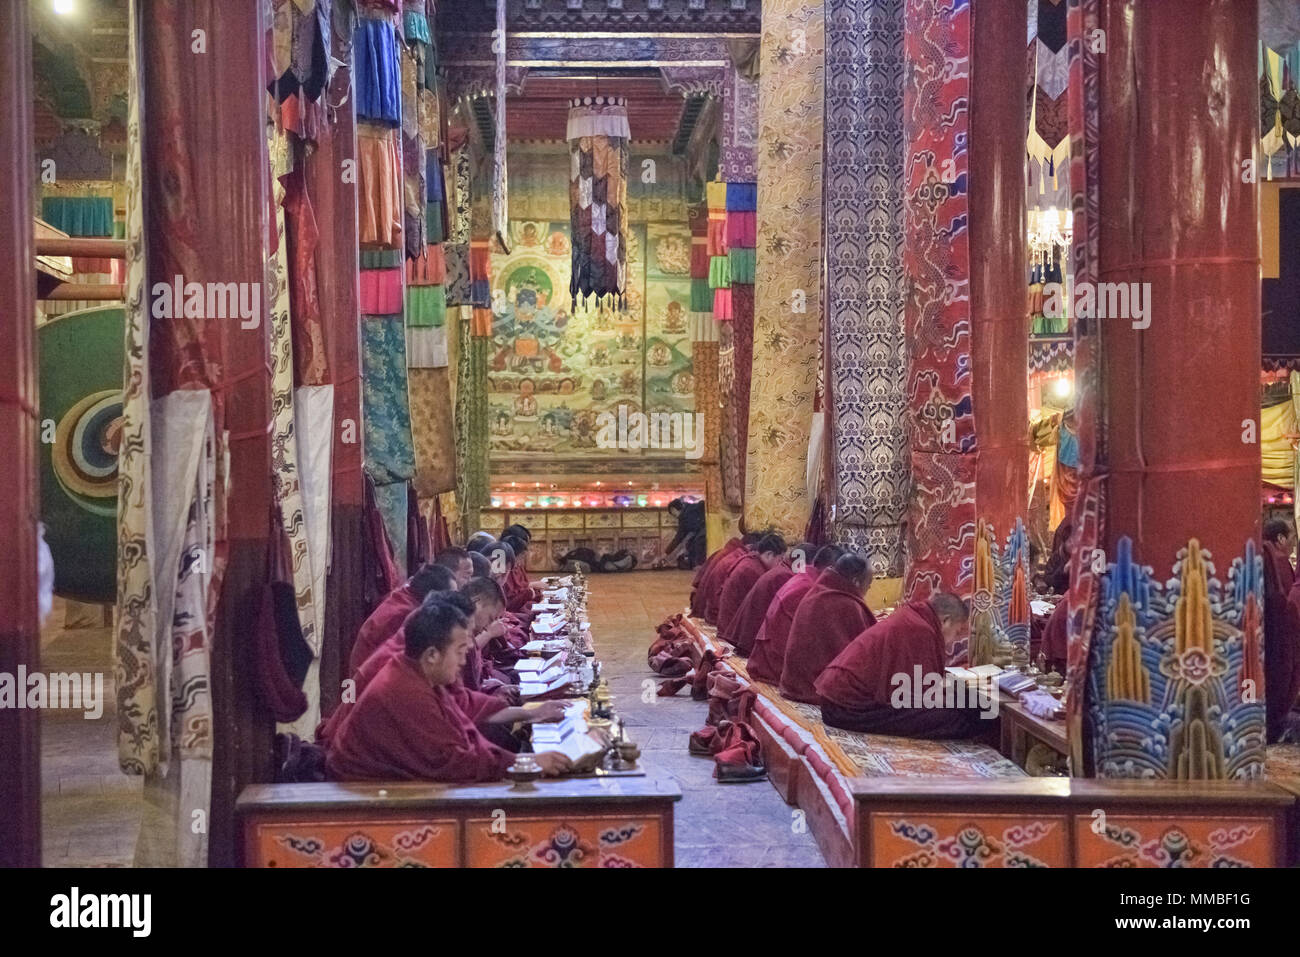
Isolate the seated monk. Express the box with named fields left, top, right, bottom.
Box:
left=433, top=546, right=474, bottom=588
left=1041, top=598, right=1068, bottom=675
left=717, top=533, right=786, bottom=646
left=326, top=598, right=572, bottom=782
left=690, top=537, right=742, bottom=617
left=349, top=563, right=456, bottom=674
left=1264, top=518, right=1300, bottom=742
left=457, top=577, right=520, bottom=696
left=703, top=532, right=764, bottom=625
left=779, top=553, right=876, bottom=703
left=816, top=593, right=992, bottom=741
left=747, top=544, right=844, bottom=683
left=728, top=542, right=815, bottom=656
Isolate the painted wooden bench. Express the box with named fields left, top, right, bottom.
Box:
left=236, top=774, right=681, bottom=868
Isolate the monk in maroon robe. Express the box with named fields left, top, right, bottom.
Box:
left=728, top=542, right=815, bottom=656
left=717, top=533, right=786, bottom=646
left=457, top=577, right=519, bottom=695
left=326, top=598, right=571, bottom=782
left=691, top=538, right=742, bottom=616
left=433, top=546, right=474, bottom=587
left=747, top=544, right=844, bottom=683
left=1041, top=599, right=1068, bottom=675
left=1264, top=519, right=1300, bottom=741
left=349, top=563, right=456, bottom=674
left=816, top=593, right=991, bottom=740
left=779, top=553, right=876, bottom=703
left=703, top=536, right=760, bottom=624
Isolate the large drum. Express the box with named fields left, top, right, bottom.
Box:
left=38, top=304, right=123, bottom=603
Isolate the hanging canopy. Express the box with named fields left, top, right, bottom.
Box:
left=567, top=95, right=630, bottom=309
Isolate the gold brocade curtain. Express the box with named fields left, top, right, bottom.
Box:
left=567, top=96, right=630, bottom=309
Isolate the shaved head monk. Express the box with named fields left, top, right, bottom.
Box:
left=690, top=537, right=742, bottom=617
left=458, top=576, right=517, bottom=695
left=779, top=553, right=876, bottom=703
left=327, top=598, right=572, bottom=782
left=434, top=546, right=474, bottom=588
left=727, top=542, right=815, bottom=656
left=717, top=533, right=786, bottom=645
left=702, top=532, right=765, bottom=624
left=349, top=562, right=456, bottom=674
left=816, top=593, right=991, bottom=740
left=747, top=544, right=844, bottom=683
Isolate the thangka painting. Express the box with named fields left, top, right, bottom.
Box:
left=487, top=220, right=693, bottom=467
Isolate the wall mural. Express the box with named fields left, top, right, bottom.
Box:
left=487, top=219, right=694, bottom=468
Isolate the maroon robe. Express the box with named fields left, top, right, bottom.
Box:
left=779, top=568, right=876, bottom=703
left=747, top=569, right=820, bottom=684
left=703, top=546, right=751, bottom=624
left=691, top=538, right=741, bottom=616
left=504, top=562, right=539, bottom=615
left=716, top=553, right=768, bottom=645
left=1041, top=600, right=1068, bottom=674
left=1264, top=541, right=1300, bottom=741
left=728, top=563, right=794, bottom=657
left=326, top=654, right=513, bottom=783
left=349, top=584, right=419, bottom=674
left=816, top=601, right=989, bottom=739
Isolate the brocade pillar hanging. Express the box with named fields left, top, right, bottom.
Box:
left=567, top=95, right=630, bottom=310
left=493, top=0, right=509, bottom=250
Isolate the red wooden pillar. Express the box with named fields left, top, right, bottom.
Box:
left=1097, top=0, right=1260, bottom=566
left=969, top=0, right=1030, bottom=545
left=0, top=0, right=41, bottom=868
left=1078, top=0, right=1261, bottom=778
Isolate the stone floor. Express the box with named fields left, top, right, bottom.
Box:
left=37, top=571, right=824, bottom=868
left=586, top=570, right=826, bottom=867
left=40, top=600, right=143, bottom=867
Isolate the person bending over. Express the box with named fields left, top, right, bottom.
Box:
left=816, top=592, right=992, bottom=740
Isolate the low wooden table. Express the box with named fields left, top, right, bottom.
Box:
left=237, top=774, right=682, bottom=868
left=999, top=700, right=1069, bottom=771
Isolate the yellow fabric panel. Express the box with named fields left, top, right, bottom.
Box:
left=1263, top=182, right=1280, bottom=280
left=744, top=0, right=825, bottom=537
left=1261, top=400, right=1296, bottom=487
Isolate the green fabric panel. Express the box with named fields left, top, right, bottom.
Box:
left=708, top=254, right=731, bottom=289
left=403, top=11, right=430, bottom=44
left=406, top=283, right=447, bottom=328
left=41, top=196, right=114, bottom=237
left=691, top=277, right=713, bottom=312
left=361, top=248, right=403, bottom=270
left=728, top=247, right=755, bottom=283
left=427, top=201, right=446, bottom=243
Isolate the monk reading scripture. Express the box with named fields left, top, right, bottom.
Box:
left=816, top=593, right=991, bottom=740
left=349, top=562, right=456, bottom=674
left=433, top=546, right=474, bottom=588
left=327, top=598, right=571, bottom=782
left=746, top=544, right=843, bottom=684
left=727, top=542, right=815, bottom=656
left=779, top=553, right=876, bottom=703
left=716, top=533, right=786, bottom=646
left=458, top=576, right=519, bottom=696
